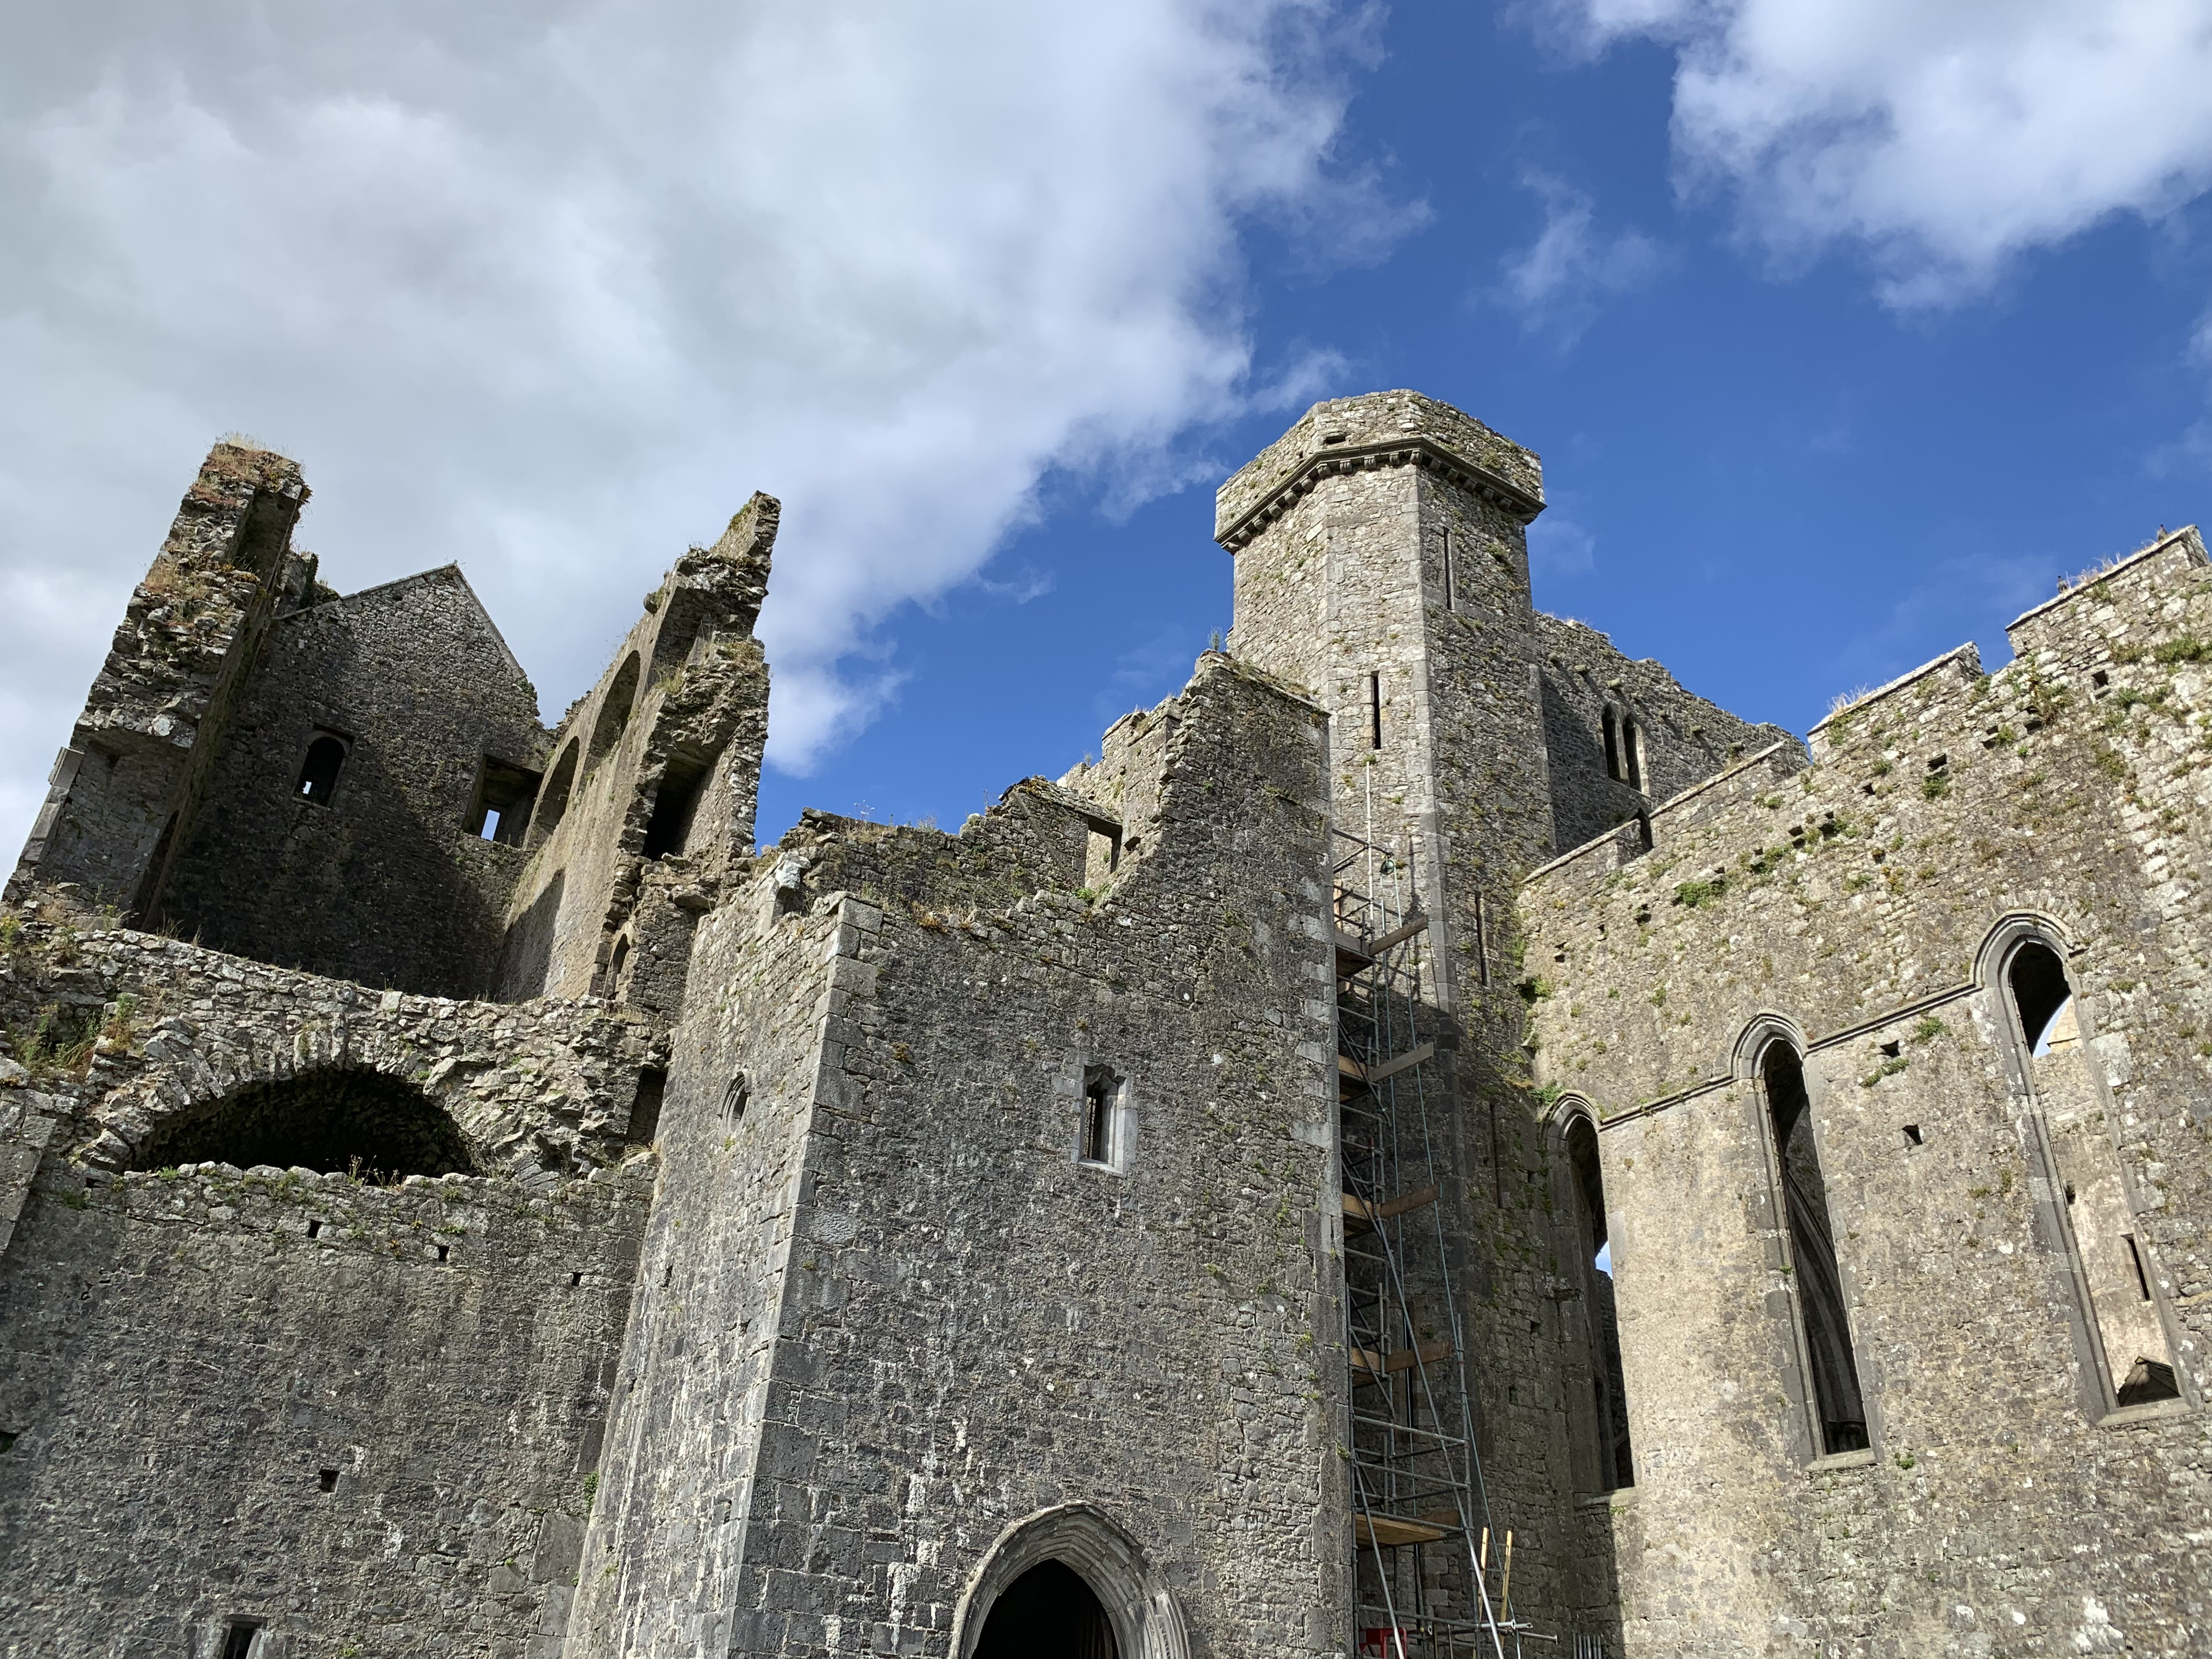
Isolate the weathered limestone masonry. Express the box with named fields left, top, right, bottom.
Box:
left=1520, top=528, right=2212, bottom=1656
left=156, top=565, right=550, bottom=998
left=571, top=653, right=1349, bottom=1659
left=498, top=495, right=775, bottom=1013
left=10, top=400, right=2207, bottom=1659
left=1219, top=391, right=1774, bottom=1647
left=8, top=442, right=310, bottom=917
left=0, top=916, right=663, bottom=1656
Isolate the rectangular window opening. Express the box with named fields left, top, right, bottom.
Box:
left=642, top=752, right=713, bottom=860
left=469, top=756, right=542, bottom=845
left=317, top=1468, right=339, bottom=1493
left=306, top=1218, right=321, bottom=1238
left=1367, top=673, right=1383, bottom=751
left=221, top=1620, right=264, bottom=1659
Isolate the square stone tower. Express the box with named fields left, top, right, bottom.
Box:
left=1220, top=391, right=1597, bottom=1643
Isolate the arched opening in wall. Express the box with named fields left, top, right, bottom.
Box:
left=135, top=1069, right=475, bottom=1181
left=1601, top=706, right=1621, bottom=780
left=2007, top=939, right=2181, bottom=1407
left=975, top=1561, right=1118, bottom=1659
left=296, top=735, right=347, bottom=804
left=1758, top=1041, right=1868, bottom=1454
left=1623, top=716, right=1644, bottom=792
left=527, top=741, right=579, bottom=850
left=586, top=653, right=642, bottom=770
left=1566, top=1115, right=1633, bottom=1491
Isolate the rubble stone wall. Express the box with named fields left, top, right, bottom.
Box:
left=10, top=443, right=309, bottom=913
left=568, top=654, right=1347, bottom=1659
left=1518, top=529, right=2212, bottom=1656
left=0, top=1155, right=648, bottom=1659
left=156, top=566, right=549, bottom=1000
left=499, top=497, right=775, bottom=1013
left=1533, top=612, right=1793, bottom=856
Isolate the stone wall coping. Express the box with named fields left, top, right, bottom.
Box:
left=1213, top=434, right=1545, bottom=549
left=1806, top=642, right=1983, bottom=746
left=2004, top=524, right=2207, bottom=636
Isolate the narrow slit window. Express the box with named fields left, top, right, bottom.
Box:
left=1567, top=1116, right=1633, bottom=1491
left=296, top=736, right=346, bottom=804
left=1624, top=717, right=1644, bottom=792
left=1440, top=529, right=1455, bottom=612
left=1471, top=891, right=1489, bottom=986
left=1367, top=673, right=1383, bottom=751
left=1760, top=1042, right=1868, bottom=1454
left=1080, top=1065, right=1120, bottom=1167
left=1601, top=707, right=1621, bottom=781
left=2008, top=939, right=2180, bottom=1408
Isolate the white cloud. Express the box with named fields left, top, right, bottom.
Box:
left=0, top=0, right=1405, bottom=842
left=1529, top=508, right=1598, bottom=581
left=1538, top=0, right=2212, bottom=305
left=1497, top=173, right=1668, bottom=338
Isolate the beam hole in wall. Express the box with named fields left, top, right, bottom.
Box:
left=1759, top=1041, right=1870, bottom=1455
left=586, top=652, right=642, bottom=770
left=317, top=1468, right=338, bottom=1492
left=295, top=735, right=347, bottom=805
left=134, top=1068, right=476, bottom=1181
left=974, top=1560, right=1118, bottom=1659
left=1903, top=1125, right=1923, bottom=1147
left=306, top=1218, right=321, bottom=1238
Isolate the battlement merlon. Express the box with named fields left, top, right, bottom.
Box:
left=1212, top=389, right=1545, bottom=549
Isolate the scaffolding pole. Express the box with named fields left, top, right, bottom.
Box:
left=1334, top=827, right=1542, bottom=1658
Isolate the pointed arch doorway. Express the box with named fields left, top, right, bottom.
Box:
left=952, top=1504, right=1187, bottom=1659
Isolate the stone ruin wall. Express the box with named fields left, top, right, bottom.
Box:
left=497, top=495, right=775, bottom=1014
left=154, top=566, right=550, bottom=1001
left=10, top=443, right=310, bottom=915
left=1518, top=529, right=2212, bottom=1656
left=1532, top=612, right=1793, bottom=855
left=575, top=653, right=1351, bottom=1659
left=0, top=916, right=669, bottom=1656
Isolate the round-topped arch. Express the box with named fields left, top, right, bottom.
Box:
left=951, top=1503, right=1188, bottom=1659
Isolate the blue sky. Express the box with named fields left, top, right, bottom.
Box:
left=6, top=0, right=2211, bottom=851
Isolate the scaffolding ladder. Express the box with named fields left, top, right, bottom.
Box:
left=1334, top=828, right=1538, bottom=1658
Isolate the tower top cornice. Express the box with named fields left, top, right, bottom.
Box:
left=1213, top=390, right=1544, bottom=549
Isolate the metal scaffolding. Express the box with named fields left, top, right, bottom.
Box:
left=1334, top=827, right=1537, bottom=1658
